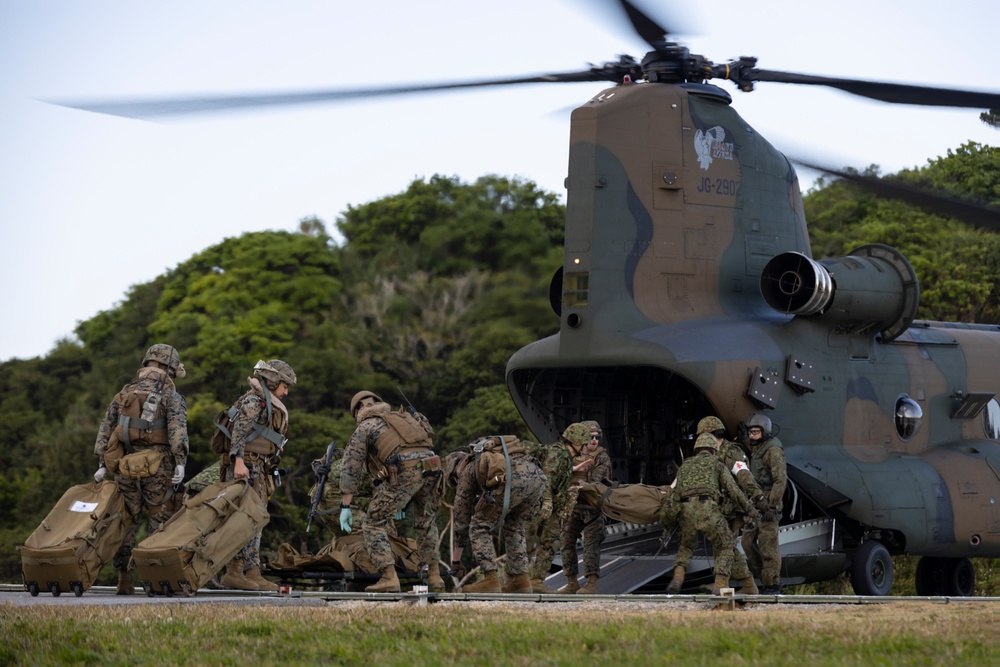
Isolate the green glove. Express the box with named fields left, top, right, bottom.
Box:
left=339, top=507, right=353, bottom=533
left=394, top=510, right=405, bottom=521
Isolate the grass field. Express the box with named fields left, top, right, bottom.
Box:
left=0, top=599, right=995, bottom=666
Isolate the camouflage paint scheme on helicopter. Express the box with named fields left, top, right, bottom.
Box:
left=506, top=76, right=1000, bottom=595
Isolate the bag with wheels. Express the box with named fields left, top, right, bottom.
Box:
left=132, top=478, right=268, bottom=596
left=19, top=479, right=131, bottom=597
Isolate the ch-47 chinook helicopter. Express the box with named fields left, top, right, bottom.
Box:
left=55, top=1, right=1000, bottom=596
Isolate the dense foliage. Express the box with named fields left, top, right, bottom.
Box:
left=1, top=146, right=997, bottom=591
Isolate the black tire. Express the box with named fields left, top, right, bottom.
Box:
left=27, top=582, right=39, bottom=597
left=914, top=556, right=944, bottom=596
left=49, top=583, right=61, bottom=597
left=943, top=558, right=975, bottom=597
left=850, top=541, right=893, bottom=596
left=71, top=582, right=84, bottom=597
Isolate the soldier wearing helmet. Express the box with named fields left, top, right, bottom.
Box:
left=527, top=422, right=588, bottom=592
left=697, top=415, right=766, bottom=595
left=558, top=420, right=612, bottom=594
left=93, top=344, right=190, bottom=595
left=666, top=433, right=758, bottom=595
left=217, top=359, right=296, bottom=592
left=740, top=412, right=787, bottom=594
left=339, top=389, right=443, bottom=593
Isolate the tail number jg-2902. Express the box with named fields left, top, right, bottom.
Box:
left=696, top=177, right=740, bottom=196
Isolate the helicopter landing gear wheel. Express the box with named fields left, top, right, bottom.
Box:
left=850, top=541, right=893, bottom=596
left=943, top=558, right=975, bottom=596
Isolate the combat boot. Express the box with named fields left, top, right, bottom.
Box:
left=530, top=578, right=556, bottom=594
left=666, top=566, right=686, bottom=594
left=366, top=566, right=401, bottom=593
left=558, top=575, right=581, bottom=594
left=576, top=574, right=598, bottom=594
left=501, top=573, right=532, bottom=594
left=741, top=577, right=759, bottom=595
left=703, top=574, right=730, bottom=596
left=221, top=559, right=259, bottom=591
left=427, top=567, right=446, bottom=592
left=463, top=571, right=501, bottom=594
left=245, top=566, right=279, bottom=592
left=116, top=570, right=135, bottom=596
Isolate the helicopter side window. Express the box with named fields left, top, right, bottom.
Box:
left=984, top=398, right=1000, bottom=440
left=894, top=395, right=923, bottom=441
left=563, top=271, right=589, bottom=307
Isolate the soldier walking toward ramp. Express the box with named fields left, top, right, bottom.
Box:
left=528, top=423, right=588, bottom=592
left=216, top=359, right=296, bottom=592
left=339, top=390, right=443, bottom=593
left=93, top=344, right=189, bottom=595
left=698, top=415, right=767, bottom=595
left=450, top=436, right=547, bottom=593
left=667, top=433, right=758, bottom=595
left=558, top=420, right=612, bottom=594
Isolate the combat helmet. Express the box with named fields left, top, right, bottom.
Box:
left=693, top=433, right=719, bottom=452
left=142, top=344, right=186, bottom=379
left=580, top=420, right=603, bottom=436
left=350, top=390, right=383, bottom=417
left=562, top=422, right=591, bottom=449
left=253, top=359, right=297, bottom=388
left=696, top=416, right=725, bottom=436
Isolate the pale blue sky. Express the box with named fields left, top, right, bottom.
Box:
left=1, top=0, right=997, bottom=360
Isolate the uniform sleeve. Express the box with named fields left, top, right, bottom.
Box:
left=589, top=449, right=612, bottom=483
left=766, top=446, right=787, bottom=507
left=166, top=390, right=190, bottom=466
left=339, top=424, right=370, bottom=496
left=414, top=411, right=435, bottom=439
left=453, top=464, right=478, bottom=549
left=719, top=462, right=752, bottom=513
left=228, top=396, right=264, bottom=459
left=93, top=400, right=119, bottom=462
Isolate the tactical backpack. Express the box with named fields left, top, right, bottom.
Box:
left=473, top=435, right=525, bottom=489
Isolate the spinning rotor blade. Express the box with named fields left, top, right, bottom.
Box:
left=46, top=68, right=629, bottom=120
left=745, top=69, right=1000, bottom=109
left=795, top=159, right=1000, bottom=233
left=619, top=0, right=672, bottom=49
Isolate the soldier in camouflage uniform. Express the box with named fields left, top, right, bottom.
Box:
left=667, top=433, right=759, bottom=595
left=698, top=415, right=767, bottom=595
left=558, top=420, right=612, bottom=594
left=218, top=359, right=296, bottom=592
left=528, top=423, right=588, bottom=592
left=93, top=344, right=189, bottom=595
left=309, top=455, right=383, bottom=538
left=339, top=390, right=443, bottom=593
left=450, top=436, right=547, bottom=594
left=740, top=412, right=788, bottom=594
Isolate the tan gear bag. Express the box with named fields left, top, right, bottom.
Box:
left=20, top=479, right=131, bottom=597
left=131, top=479, right=269, bottom=596
left=576, top=481, right=676, bottom=526
left=473, top=435, right=525, bottom=489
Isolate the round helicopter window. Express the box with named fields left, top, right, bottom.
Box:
left=894, top=395, right=923, bottom=441
left=984, top=398, right=1000, bottom=440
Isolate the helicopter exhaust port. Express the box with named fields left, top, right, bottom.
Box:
left=759, top=243, right=920, bottom=343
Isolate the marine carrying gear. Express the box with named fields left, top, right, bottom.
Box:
left=350, top=390, right=383, bottom=417
left=253, top=359, right=296, bottom=388
left=472, top=435, right=525, bottom=489
left=143, top=344, right=185, bottom=379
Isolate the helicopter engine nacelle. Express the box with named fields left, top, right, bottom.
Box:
left=759, top=243, right=920, bottom=342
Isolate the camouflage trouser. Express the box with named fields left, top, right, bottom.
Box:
left=675, top=498, right=741, bottom=579
left=727, top=515, right=752, bottom=580
left=363, top=458, right=440, bottom=572
left=113, top=458, right=179, bottom=571
left=528, top=494, right=570, bottom=581
left=741, top=517, right=781, bottom=585
left=560, top=486, right=606, bottom=578
left=470, top=460, right=545, bottom=576
left=222, top=456, right=268, bottom=569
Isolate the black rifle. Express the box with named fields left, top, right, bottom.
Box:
left=306, top=440, right=337, bottom=533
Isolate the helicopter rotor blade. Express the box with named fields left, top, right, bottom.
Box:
left=749, top=69, right=1000, bottom=109
left=617, top=0, right=672, bottom=50
left=794, top=159, right=1000, bottom=233
left=44, top=68, right=629, bottom=120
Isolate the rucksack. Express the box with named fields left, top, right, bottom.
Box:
left=472, top=435, right=525, bottom=489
